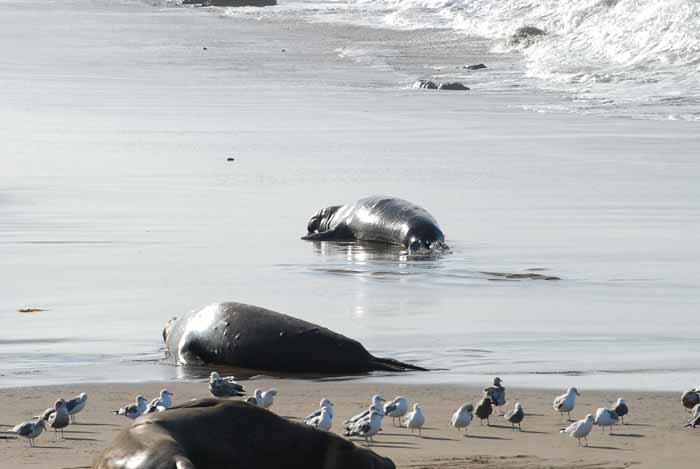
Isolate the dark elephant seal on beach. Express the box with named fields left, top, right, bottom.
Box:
left=163, top=302, right=426, bottom=373
left=94, top=399, right=396, bottom=469
left=302, top=195, right=448, bottom=251
left=682, top=388, right=700, bottom=409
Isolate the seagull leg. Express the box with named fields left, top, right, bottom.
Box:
left=585, top=436, right=589, bottom=447
left=419, top=428, right=422, bottom=437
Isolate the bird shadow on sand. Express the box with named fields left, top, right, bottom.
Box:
left=63, top=430, right=95, bottom=435
left=73, top=422, right=119, bottom=427
left=64, top=437, right=99, bottom=442
left=587, top=445, right=628, bottom=451
left=418, top=435, right=457, bottom=441
left=464, top=434, right=512, bottom=440
left=519, top=429, right=548, bottom=434
left=610, top=433, right=645, bottom=438
left=31, top=445, right=72, bottom=449
left=620, top=423, right=653, bottom=427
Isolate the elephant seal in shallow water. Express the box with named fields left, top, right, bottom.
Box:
left=302, top=195, right=448, bottom=251
left=94, top=399, right=395, bottom=469
left=163, top=302, right=426, bottom=374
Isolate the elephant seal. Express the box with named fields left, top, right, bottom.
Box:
left=94, top=399, right=396, bottom=469
left=302, top=196, right=448, bottom=251
left=163, top=302, right=426, bottom=374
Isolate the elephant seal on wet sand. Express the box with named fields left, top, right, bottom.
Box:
left=163, top=302, right=426, bottom=374
left=94, top=399, right=396, bottom=469
left=302, top=195, right=448, bottom=251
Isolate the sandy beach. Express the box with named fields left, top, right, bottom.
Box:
left=0, top=381, right=697, bottom=468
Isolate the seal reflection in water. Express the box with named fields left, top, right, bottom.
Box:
left=163, top=302, right=426, bottom=374
left=94, top=399, right=396, bottom=469
left=302, top=195, right=448, bottom=252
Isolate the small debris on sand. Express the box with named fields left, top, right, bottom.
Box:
left=18, top=308, right=46, bottom=313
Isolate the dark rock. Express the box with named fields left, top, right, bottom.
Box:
left=183, top=0, right=277, bottom=7
left=413, top=80, right=438, bottom=90
left=465, top=63, right=487, bottom=70
left=226, top=157, right=235, bottom=162
left=437, top=82, right=470, bottom=91
left=510, top=26, right=546, bottom=46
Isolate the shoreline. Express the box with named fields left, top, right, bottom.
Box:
left=1, top=380, right=697, bottom=468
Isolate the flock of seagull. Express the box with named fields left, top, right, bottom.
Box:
left=8, top=376, right=700, bottom=450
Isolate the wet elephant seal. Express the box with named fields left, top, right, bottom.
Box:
left=163, top=302, right=426, bottom=373
left=94, top=399, right=396, bottom=469
left=302, top=195, right=448, bottom=251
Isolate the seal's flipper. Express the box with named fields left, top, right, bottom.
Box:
left=174, top=455, right=196, bottom=469
left=369, top=357, right=428, bottom=372
left=301, top=225, right=353, bottom=241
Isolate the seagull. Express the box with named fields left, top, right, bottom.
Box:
left=553, top=387, right=580, bottom=420
left=384, top=396, right=408, bottom=426
left=145, top=389, right=174, bottom=414
left=344, top=395, right=385, bottom=427
left=560, top=414, right=594, bottom=446
left=306, top=406, right=332, bottom=431
left=404, top=403, right=426, bottom=437
left=594, top=407, right=619, bottom=432
left=475, top=396, right=493, bottom=425
left=681, top=388, right=700, bottom=410
left=613, top=398, right=628, bottom=424
left=254, top=388, right=278, bottom=409
left=208, top=371, right=245, bottom=398
left=484, top=377, right=506, bottom=414
left=113, top=395, right=148, bottom=419
left=344, top=410, right=383, bottom=445
left=451, top=404, right=474, bottom=434
left=686, top=407, right=700, bottom=428
left=11, top=420, right=47, bottom=447
left=304, top=398, right=333, bottom=424
left=65, top=392, right=88, bottom=424
left=48, top=399, right=69, bottom=439
left=504, top=402, right=525, bottom=431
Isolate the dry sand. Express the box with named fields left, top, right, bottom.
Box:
left=0, top=380, right=697, bottom=468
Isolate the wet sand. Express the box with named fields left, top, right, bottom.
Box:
left=0, top=380, right=697, bottom=468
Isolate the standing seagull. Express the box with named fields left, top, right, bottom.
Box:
left=560, top=414, right=594, bottom=446
left=594, top=407, right=619, bottom=433
left=208, top=372, right=245, bottom=398
left=11, top=420, right=47, bottom=447
left=145, top=389, right=174, bottom=414
left=305, top=398, right=333, bottom=424
left=404, top=403, right=426, bottom=437
left=686, top=407, right=700, bottom=428
left=113, top=395, right=148, bottom=419
left=451, top=404, right=474, bottom=434
left=65, top=393, right=88, bottom=424
left=254, top=388, right=278, bottom=409
left=48, top=399, right=69, bottom=440
left=553, top=387, right=580, bottom=420
left=306, top=406, right=333, bottom=431
left=384, top=396, right=408, bottom=426
left=504, top=402, right=525, bottom=431
left=344, top=395, right=385, bottom=428
left=475, top=396, right=494, bottom=425
left=484, top=377, right=506, bottom=414
left=613, top=398, right=628, bottom=424
left=344, top=410, right=383, bottom=445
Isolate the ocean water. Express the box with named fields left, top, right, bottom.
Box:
left=1, top=0, right=699, bottom=391
left=221, top=0, right=700, bottom=121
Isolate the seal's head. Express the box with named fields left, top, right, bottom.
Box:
left=406, top=220, right=448, bottom=252
left=306, top=205, right=342, bottom=233
left=162, top=317, right=178, bottom=343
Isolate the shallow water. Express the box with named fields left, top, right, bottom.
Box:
left=1, top=0, right=699, bottom=391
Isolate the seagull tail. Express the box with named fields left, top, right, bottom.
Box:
left=368, top=357, right=428, bottom=372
